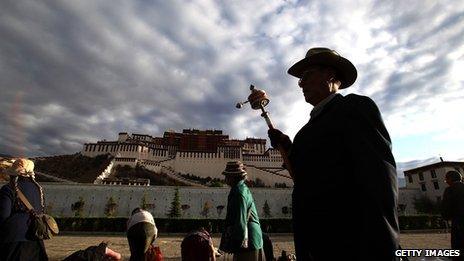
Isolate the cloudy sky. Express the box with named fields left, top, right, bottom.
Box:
left=1, top=0, right=463, bottom=173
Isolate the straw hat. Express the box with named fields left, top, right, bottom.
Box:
left=222, top=161, right=247, bottom=177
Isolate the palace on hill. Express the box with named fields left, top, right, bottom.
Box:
left=82, top=129, right=293, bottom=187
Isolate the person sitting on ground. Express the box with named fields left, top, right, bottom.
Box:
left=127, top=207, right=161, bottom=261
left=0, top=158, right=48, bottom=261
left=62, top=242, right=121, bottom=261
left=276, top=250, right=295, bottom=261
left=181, top=227, right=217, bottom=261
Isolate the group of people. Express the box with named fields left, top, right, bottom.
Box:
left=0, top=158, right=280, bottom=261
left=1, top=47, right=464, bottom=261
left=0, top=159, right=159, bottom=261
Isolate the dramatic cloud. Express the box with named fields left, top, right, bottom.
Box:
left=0, top=0, right=463, bottom=169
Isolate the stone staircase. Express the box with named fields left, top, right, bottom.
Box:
left=159, top=165, right=207, bottom=187
left=244, top=164, right=293, bottom=180
left=35, top=171, right=77, bottom=183
left=93, top=159, right=115, bottom=184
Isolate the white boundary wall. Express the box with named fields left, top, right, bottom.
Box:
left=37, top=183, right=293, bottom=219
left=0, top=183, right=421, bottom=217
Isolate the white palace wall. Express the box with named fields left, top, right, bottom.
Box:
left=82, top=143, right=293, bottom=187
left=172, top=152, right=292, bottom=186
left=31, top=183, right=293, bottom=219
left=173, top=152, right=227, bottom=177
left=82, top=144, right=168, bottom=162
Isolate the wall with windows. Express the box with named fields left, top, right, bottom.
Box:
left=404, top=162, right=464, bottom=202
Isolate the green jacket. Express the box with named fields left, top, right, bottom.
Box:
left=223, top=180, right=263, bottom=252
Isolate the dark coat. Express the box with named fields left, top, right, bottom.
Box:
left=0, top=176, right=48, bottom=261
left=289, top=94, right=399, bottom=260
left=442, top=182, right=464, bottom=252
left=0, top=177, right=44, bottom=243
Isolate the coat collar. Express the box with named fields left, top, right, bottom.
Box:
left=308, top=93, right=343, bottom=122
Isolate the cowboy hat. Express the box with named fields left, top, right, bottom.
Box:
left=222, top=161, right=247, bottom=177
left=288, top=47, right=357, bottom=89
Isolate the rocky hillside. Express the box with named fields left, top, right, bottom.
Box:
left=34, top=153, right=113, bottom=183
left=0, top=157, right=14, bottom=182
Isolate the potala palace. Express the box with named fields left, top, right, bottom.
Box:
left=82, top=129, right=293, bottom=187
left=79, top=129, right=464, bottom=217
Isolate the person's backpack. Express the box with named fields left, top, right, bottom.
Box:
left=15, top=187, right=59, bottom=240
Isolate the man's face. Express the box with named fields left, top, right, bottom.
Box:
left=445, top=176, right=455, bottom=186
left=298, top=65, right=333, bottom=106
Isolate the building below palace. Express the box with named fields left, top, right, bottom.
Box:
left=399, top=159, right=464, bottom=215
left=82, top=129, right=292, bottom=187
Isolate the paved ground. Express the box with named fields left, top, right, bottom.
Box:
left=44, top=232, right=453, bottom=261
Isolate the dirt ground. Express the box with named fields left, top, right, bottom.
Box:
left=44, top=232, right=453, bottom=261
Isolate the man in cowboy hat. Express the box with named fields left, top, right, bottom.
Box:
left=219, top=161, right=265, bottom=261
left=268, top=48, right=399, bottom=260
left=442, top=170, right=464, bottom=261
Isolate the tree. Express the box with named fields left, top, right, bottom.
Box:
left=216, top=205, right=225, bottom=217
left=263, top=200, right=272, bottom=218
left=71, top=197, right=85, bottom=217
left=104, top=196, right=118, bottom=217
left=201, top=201, right=212, bottom=218
left=282, top=206, right=289, bottom=215
left=255, top=178, right=266, bottom=187
left=167, top=188, right=181, bottom=218
left=181, top=204, right=191, bottom=217
left=140, top=193, right=150, bottom=210
left=413, top=196, right=441, bottom=214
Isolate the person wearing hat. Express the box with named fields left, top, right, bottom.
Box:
left=268, top=47, right=399, bottom=260
left=442, top=170, right=464, bottom=261
left=219, top=161, right=265, bottom=261
left=0, top=158, right=49, bottom=260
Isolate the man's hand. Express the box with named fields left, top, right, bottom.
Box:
left=268, top=129, right=292, bottom=151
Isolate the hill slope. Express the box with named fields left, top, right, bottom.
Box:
left=34, top=154, right=113, bottom=183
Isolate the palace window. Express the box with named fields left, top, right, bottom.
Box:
left=408, top=175, right=413, bottom=183
left=430, top=169, right=437, bottom=179
left=433, top=181, right=439, bottom=190
left=420, top=183, right=426, bottom=191
left=419, top=172, right=424, bottom=181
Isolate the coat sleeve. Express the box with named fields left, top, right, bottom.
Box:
left=228, top=193, right=249, bottom=249
left=0, top=185, right=14, bottom=223
left=343, top=94, right=397, bottom=194
left=342, top=94, right=399, bottom=254
left=441, top=187, right=453, bottom=220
